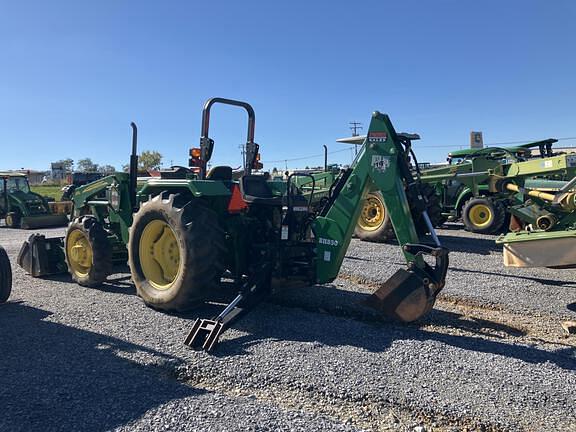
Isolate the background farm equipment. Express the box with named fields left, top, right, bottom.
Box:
left=496, top=176, right=576, bottom=267
left=19, top=98, right=449, bottom=352
left=0, top=172, right=69, bottom=229
left=418, top=139, right=576, bottom=234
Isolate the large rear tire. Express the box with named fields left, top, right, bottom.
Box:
left=461, top=196, right=506, bottom=234
left=0, top=246, right=12, bottom=303
left=128, top=193, right=226, bottom=312
left=65, top=216, right=112, bottom=287
left=354, top=191, right=395, bottom=242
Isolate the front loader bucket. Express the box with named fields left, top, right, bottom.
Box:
left=20, top=214, right=69, bottom=230
left=366, top=268, right=436, bottom=322
left=17, top=234, right=67, bottom=277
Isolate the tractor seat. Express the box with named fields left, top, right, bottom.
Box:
left=239, top=175, right=283, bottom=205
left=160, top=166, right=190, bottom=179
left=206, top=166, right=233, bottom=181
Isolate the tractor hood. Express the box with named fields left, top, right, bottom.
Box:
left=9, top=190, right=49, bottom=215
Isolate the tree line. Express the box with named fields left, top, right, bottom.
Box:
left=54, top=151, right=163, bottom=173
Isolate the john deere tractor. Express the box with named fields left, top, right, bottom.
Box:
left=0, top=172, right=68, bottom=229
left=418, top=139, right=568, bottom=234
left=19, top=98, right=449, bottom=351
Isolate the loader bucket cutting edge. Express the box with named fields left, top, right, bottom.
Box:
left=365, top=268, right=436, bottom=322
left=21, top=214, right=69, bottom=230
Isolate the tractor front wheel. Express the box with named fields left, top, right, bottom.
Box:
left=461, top=197, right=506, bottom=234
left=65, top=216, right=112, bottom=287
left=5, top=212, right=20, bottom=229
left=0, top=246, right=12, bottom=303
left=128, top=193, right=225, bottom=312
left=354, top=191, right=395, bottom=242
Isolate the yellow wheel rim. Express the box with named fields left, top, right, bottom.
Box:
left=468, top=203, right=493, bottom=228
left=67, top=230, right=93, bottom=277
left=138, top=220, right=181, bottom=290
left=5, top=214, right=12, bottom=226
left=358, top=195, right=386, bottom=231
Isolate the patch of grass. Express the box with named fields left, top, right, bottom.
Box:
left=31, top=185, right=63, bottom=200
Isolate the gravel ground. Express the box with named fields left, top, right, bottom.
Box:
left=0, top=225, right=575, bottom=431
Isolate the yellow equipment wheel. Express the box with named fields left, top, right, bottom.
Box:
left=467, top=203, right=493, bottom=229
left=354, top=191, right=395, bottom=242
left=67, top=229, right=93, bottom=278
left=128, top=193, right=225, bottom=312
left=138, top=220, right=181, bottom=290
left=358, top=195, right=386, bottom=231
left=462, top=196, right=507, bottom=234
left=65, top=216, right=112, bottom=287
left=5, top=212, right=20, bottom=229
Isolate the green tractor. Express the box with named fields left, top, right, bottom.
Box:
left=419, top=139, right=565, bottom=234
left=0, top=172, right=69, bottom=229
left=19, top=98, right=449, bottom=351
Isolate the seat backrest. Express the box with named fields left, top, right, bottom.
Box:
left=239, top=175, right=274, bottom=201
left=206, top=166, right=233, bottom=181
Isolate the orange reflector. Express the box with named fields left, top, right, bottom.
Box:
left=227, top=184, right=248, bottom=213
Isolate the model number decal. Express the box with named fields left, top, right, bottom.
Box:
left=368, top=131, right=388, bottom=142
left=318, top=237, right=339, bottom=247
left=372, top=155, right=390, bottom=172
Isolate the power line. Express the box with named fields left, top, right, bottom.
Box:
left=261, top=136, right=576, bottom=164
left=262, top=148, right=350, bottom=164
left=349, top=121, right=363, bottom=137
left=419, top=136, right=576, bottom=149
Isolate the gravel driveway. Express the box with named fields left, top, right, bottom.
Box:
left=0, top=225, right=574, bottom=431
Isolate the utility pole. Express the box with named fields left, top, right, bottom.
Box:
left=238, top=144, right=245, bottom=170
left=349, top=121, right=363, bottom=155
left=349, top=121, right=363, bottom=137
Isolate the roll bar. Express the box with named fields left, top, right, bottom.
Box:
left=198, top=97, right=257, bottom=179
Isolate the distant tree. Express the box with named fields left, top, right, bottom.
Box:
left=77, top=158, right=99, bottom=173
left=139, top=150, right=163, bottom=171
left=55, top=158, right=74, bottom=173
left=98, top=164, right=116, bottom=174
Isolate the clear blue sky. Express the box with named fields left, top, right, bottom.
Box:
left=1, top=0, right=575, bottom=171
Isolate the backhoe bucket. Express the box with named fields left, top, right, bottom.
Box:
left=17, top=234, right=67, bottom=277
left=365, top=244, right=449, bottom=322
left=366, top=268, right=436, bottom=322
left=20, top=214, right=69, bottom=230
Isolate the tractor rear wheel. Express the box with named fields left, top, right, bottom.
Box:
left=128, top=193, right=226, bottom=312
left=65, top=216, right=112, bottom=287
left=462, top=196, right=506, bottom=234
left=5, top=212, right=20, bottom=228
left=0, top=246, right=12, bottom=303
left=354, top=191, right=395, bottom=242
